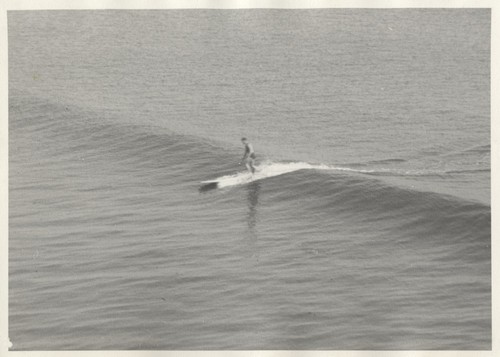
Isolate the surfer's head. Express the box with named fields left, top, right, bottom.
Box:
left=241, top=137, right=248, bottom=144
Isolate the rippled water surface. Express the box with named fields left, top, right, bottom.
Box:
left=9, top=9, right=490, bottom=350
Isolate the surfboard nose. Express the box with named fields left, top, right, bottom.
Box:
left=199, top=182, right=219, bottom=192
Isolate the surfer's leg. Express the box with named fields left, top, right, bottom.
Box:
left=249, top=158, right=256, bottom=174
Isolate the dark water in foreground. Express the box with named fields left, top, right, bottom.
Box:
left=9, top=10, right=490, bottom=349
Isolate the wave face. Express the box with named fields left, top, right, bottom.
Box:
left=201, top=160, right=490, bottom=252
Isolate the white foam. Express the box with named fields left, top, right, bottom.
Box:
left=205, top=162, right=329, bottom=188
left=202, top=161, right=381, bottom=189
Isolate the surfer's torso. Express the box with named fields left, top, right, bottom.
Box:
left=245, top=143, right=256, bottom=159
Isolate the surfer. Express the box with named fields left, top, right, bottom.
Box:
left=240, top=137, right=256, bottom=174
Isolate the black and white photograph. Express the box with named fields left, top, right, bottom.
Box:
left=3, top=0, right=496, bottom=353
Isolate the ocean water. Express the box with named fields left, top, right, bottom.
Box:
left=8, top=10, right=490, bottom=350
